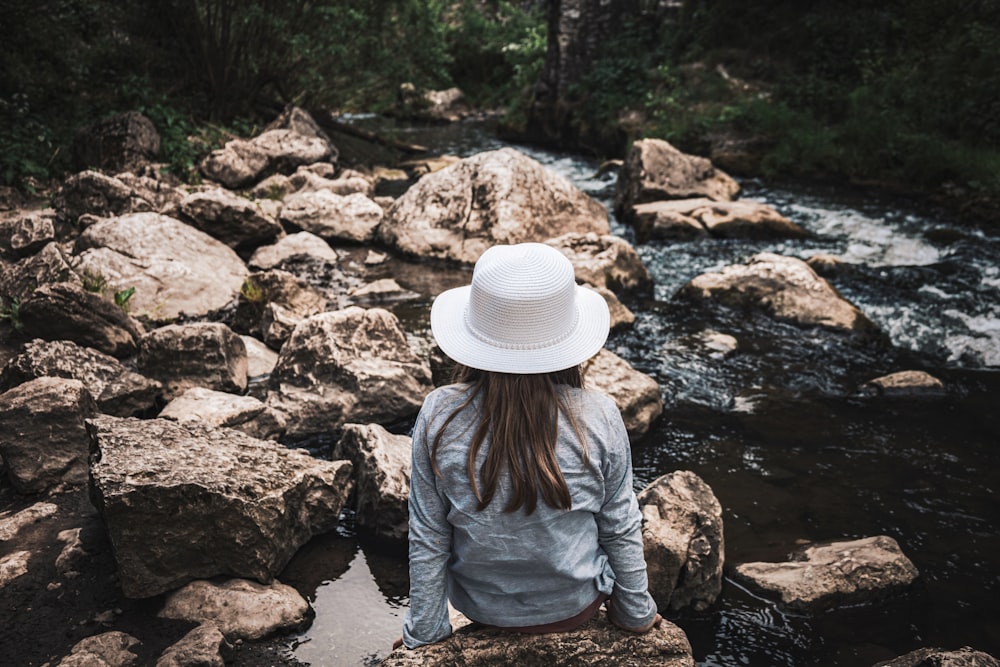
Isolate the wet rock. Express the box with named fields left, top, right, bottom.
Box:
left=176, top=188, right=284, bottom=252
left=73, top=111, right=160, bottom=173
left=0, top=212, right=55, bottom=258
left=632, top=198, right=806, bottom=242
left=380, top=612, right=694, bottom=666
left=676, top=253, right=881, bottom=337
left=585, top=349, right=663, bottom=440
left=248, top=231, right=339, bottom=271
left=859, top=370, right=947, bottom=398
left=0, top=551, right=30, bottom=589
left=159, top=387, right=286, bottom=441
left=546, top=232, right=653, bottom=296
left=19, top=282, right=144, bottom=358
left=614, top=139, right=740, bottom=222
left=159, top=578, right=310, bottom=642
left=53, top=170, right=154, bottom=223
left=0, top=502, right=58, bottom=540
left=155, top=624, right=228, bottom=667
left=0, top=377, right=98, bottom=493
left=806, top=253, right=849, bottom=278
left=55, top=631, right=140, bottom=667
left=87, top=415, right=354, bottom=597
left=1, top=339, right=162, bottom=416
left=873, top=646, right=1000, bottom=667
left=637, top=471, right=724, bottom=612
left=72, top=213, right=249, bottom=322
left=137, top=323, right=248, bottom=401
left=380, top=147, right=609, bottom=264
left=279, top=190, right=384, bottom=243
left=233, top=269, right=328, bottom=348
left=332, top=423, right=411, bottom=542
left=241, top=335, right=279, bottom=377
left=731, top=535, right=920, bottom=611
left=0, top=242, right=75, bottom=302
left=267, top=307, right=433, bottom=438
left=595, top=286, right=636, bottom=331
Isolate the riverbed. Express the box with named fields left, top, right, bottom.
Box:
left=281, top=119, right=1000, bottom=666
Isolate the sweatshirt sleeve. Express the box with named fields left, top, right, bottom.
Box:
left=594, top=403, right=658, bottom=630
left=402, top=400, right=453, bottom=648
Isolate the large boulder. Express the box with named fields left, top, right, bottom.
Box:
left=19, top=282, right=145, bottom=358
left=675, top=253, right=882, bottom=337
left=0, top=242, right=75, bottom=302
left=379, top=147, right=610, bottom=264
left=0, top=212, right=55, bottom=258
left=731, top=535, right=920, bottom=611
left=546, top=232, right=652, bottom=296
left=55, top=631, right=140, bottom=667
left=53, top=170, right=154, bottom=223
left=267, top=307, right=434, bottom=438
left=72, top=213, right=249, bottom=322
left=380, top=612, right=694, bottom=666
left=0, top=377, right=98, bottom=493
left=248, top=231, right=339, bottom=271
left=874, top=646, right=1000, bottom=667
left=137, top=322, right=247, bottom=401
left=614, top=139, right=740, bottom=222
left=87, top=415, right=354, bottom=597
left=585, top=349, right=663, bottom=440
left=332, top=423, right=411, bottom=542
left=637, top=471, right=724, bottom=612
left=279, top=190, right=384, bottom=243
left=176, top=188, right=284, bottom=252
left=632, top=198, right=807, bottom=242
left=159, top=387, right=286, bottom=441
left=0, top=338, right=162, bottom=416
left=73, top=111, right=160, bottom=173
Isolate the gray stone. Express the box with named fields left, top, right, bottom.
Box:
left=241, top=335, right=279, bottom=377
left=332, top=423, right=411, bottom=542
left=546, top=232, right=652, bottom=296
left=287, top=167, right=373, bottom=197
left=73, top=111, right=160, bottom=173
left=279, top=190, right=384, bottom=243
left=114, top=171, right=187, bottom=213
left=380, top=147, right=609, bottom=264
left=159, top=387, right=286, bottom=441
left=732, top=535, right=920, bottom=611
left=87, top=416, right=353, bottom=597
left=138, top=323, right=247, bottom=401
left=585, top=349, right=663, bottom=440
left=632, top=198, right=806, bottom=242
left=233, top=269, right=328, bottom=348
left=0, top=502, right=58, bottom=540
left=54, top=170, right=156, bottom=223
left=177, top=188, right=284, bottom=252
left=55, top=631, right=140, bottom=667
left=159, top=578, right=310, bottom=641
left=247, top=231, right=339, bottom=271
left=859, top=370, right=947, bottom=398
left=0, top=551, right=30, bottom=589
left=0, top=242, right=75, bottom=302
left=873, top=646, right=1000, bottom=667
left=0, top=377, right=98, bottom=493
left=0, top=212, right=55, bottom=258
left=155, top=624, right=228, bottom=667
left=637, top=471, right=724, bottom=612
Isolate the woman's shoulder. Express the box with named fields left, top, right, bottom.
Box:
left=421, top=383, right=475, bottom=416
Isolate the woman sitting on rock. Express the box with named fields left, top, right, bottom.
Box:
left=399, top=242, right=660, bottom=649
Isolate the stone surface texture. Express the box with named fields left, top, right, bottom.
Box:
left=873, top=646, right=1000, bottom=667
left=248, top=231, right=339, bottom=270
left=279, top=190, right=384, bottom=243
left=55, top=631, right=140, bottom=667
left=177, top=188, right=284, bottom=252
left=159, top=387, right=286, bottom=441
left=546, top=232, right=653, bottom=296
left=137, top=322, right=248, bottom=401
left=155, top=624, right=228, bottom=667
left=632, top=198, right=806, bottom=242
left=585, top=349, right=663, bottom=440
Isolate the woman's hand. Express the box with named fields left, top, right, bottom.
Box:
left=606, top=599, right=663, bottom=633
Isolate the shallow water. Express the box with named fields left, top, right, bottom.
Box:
left=283, top=119, right=1000, bottom=665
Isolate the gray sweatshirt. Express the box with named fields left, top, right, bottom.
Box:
left=403, top=383, right=657, bottom=648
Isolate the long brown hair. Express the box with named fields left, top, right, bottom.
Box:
left=431, top=364, right=588, bottom=515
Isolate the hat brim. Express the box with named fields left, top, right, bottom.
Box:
left=430, top=284, right=610, bottom=374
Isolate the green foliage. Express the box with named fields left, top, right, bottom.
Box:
left=240, top=277, right=265, bottom=303
left=80, top=269, right=108, bottom=294
left=114, top=286, right=136, bottom=312
left=0, top=298, right=23, bottom=331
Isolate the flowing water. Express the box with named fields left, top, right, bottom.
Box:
left=282, top=118, right=1000, bottom=666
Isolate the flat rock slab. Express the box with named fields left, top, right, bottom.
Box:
left=732, top=535, right=920, bottom=611
left=159, top=386, right=286, bottom=441
left=546, top=232, right=653, bottom=296
left=87, top=416, right=353, bottom=597
left=632, top=198, right=807, bottom=242
left=248, top=231, right=339, bottom=270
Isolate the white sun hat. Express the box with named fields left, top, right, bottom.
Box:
left=430, top=243, right=610, bottom=374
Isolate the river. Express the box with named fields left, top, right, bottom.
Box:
left=280, top=118, right=1000, bottom=666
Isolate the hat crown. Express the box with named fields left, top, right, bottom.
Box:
left=466, top=244, right=578, bottom=349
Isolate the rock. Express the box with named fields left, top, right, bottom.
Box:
left=379, top=612, right=694, bottom=666
left=155, top=624, right=228, bottom=667
left=73, top=111, right=160, bottom=173
left=279, top=190, right=384, bottom=243
left=241, top=335, right=279, bottom=377
left=56, top=527, right=92, bottom=576
left=53, top=170, right=153, bottom=223
left=637, top=471, right=724, bottom=612
left=731, top=535, right=920, bottom=611
left=55, top=631, right=140, bottom=667
left=248, top=231, right=339, bottom=271
left=348, top=278, right=417, bottom=304
left=0, top=502, right=58, bottom=540
left=287, top=166, right=373, bottom=197
left=614, top=139, right=740, bottom=222
left=251, top=173, right=293, bottom=200
left=160, top=387, right=286, bottom=440
left=419, top=87, right=470, bottom=123
left=234, top=270, right=328, bottom=348
left=546, top=232, right=652, bottom=296
left=380, top=147, right=610, bottom=264
left=72, top=213, right=249, bottom=322
left=267, top=307, right=434, bottom=438
left=805, top=253, right=849, bottom=278
left=0, top=212, right=55, bottom=258
left=332, top=424, right=411, bottom=542
left=873, top=646, right=1000, bottom=667
left=0, top=242, right=75, bottom=302
left=676, top=253, right=881, bottom=337
left=585, top=349, right=663, bottom=440
left=18, top=282, right=144, bottom=358
left=0, top=377, right=98, bottom=493
left=199, top=140, right=269, bottom=190
left=137, top=323, right=247, bottom=401
left=159, top=578, right=310, bottom=641
left=632, top=198, right=806, bottom=242
left=114, top=171, right=187, bottom=213
left=0, top=551, right=30, bottom=589
left=87, top=415, right=353, bottom=597
left=859, top=370, right=947, bottom=398
left=176, top=188, right=284, bottom=252
left=595, top=286, right=636, bottom=331
left=1, top=338, right=162, bottom=416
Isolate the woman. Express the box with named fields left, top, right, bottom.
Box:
left=401, top=242, right=660, bottom=649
